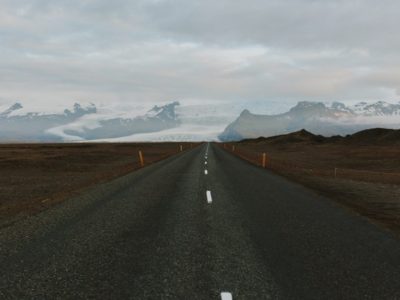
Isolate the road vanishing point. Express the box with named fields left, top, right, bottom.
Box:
left=1, top=143, right=400, bottom=299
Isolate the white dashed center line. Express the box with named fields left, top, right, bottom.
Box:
left=221, top=292, right=232, bottom=300
left=204, top=170, right=208, bottom=175
left=205, top=161, right=207, bottom=165
left=206, top=190, right=212, bottom=204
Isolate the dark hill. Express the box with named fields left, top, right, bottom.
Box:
left=238, top=128, right=400, bottom=145
left=344, top=128, right=400, bottom=145
left=239, top=129, right=326, bottom=144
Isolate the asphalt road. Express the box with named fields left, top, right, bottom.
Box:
left=1, top=143, right=400, bottom=299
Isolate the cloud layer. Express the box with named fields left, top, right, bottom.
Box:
left=1, top=0, right=400, bottom=107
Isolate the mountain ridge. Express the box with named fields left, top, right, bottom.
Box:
left=239, top=128, right=400, bottom=146
left=0, top=101, right=180, bottom=141
left=219, top=101, right=400, bottom=141
left=1, top=99, right=400, bottom=142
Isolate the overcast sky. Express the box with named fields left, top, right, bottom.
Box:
left=1, top=0, right=400, bottom=108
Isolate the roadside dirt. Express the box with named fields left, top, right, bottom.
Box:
left=287, top=176, right=400, bottom=235
left=0, top=142, right=195, bottom=225
left=223, top=131, right=400, bottom=235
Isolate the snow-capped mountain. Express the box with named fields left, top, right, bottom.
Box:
left=49, top=101, right=180, bottom=140
left=350, top=101, right=400, bottom=116
left=219, top=101, right=400, bottom=141
left=0, top=102, right=98, bottom=141
left=2, top=99, right=400, bottom=142
left=0, top=101, right=180, bottom=141
left=0, top=102, right=23, bottom=117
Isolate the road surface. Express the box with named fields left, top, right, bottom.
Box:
left=1, top=143, right=400, bottom=299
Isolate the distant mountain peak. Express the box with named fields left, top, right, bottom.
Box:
left=220, top=100, right=400, bottom=141
left=289, top=101, right=326, bottom=112
left=64, top=102, right=97, bottom=117
left=0, top=100, right=182, bottom=142
left=9, top=102, right=23, bottom=110
left=355, top=101, right=368, bottom=106
left=331, top=102, right=346, bottom=109
left=296, top=129, right=313, bottom=136
left=0, top=102, right=23, bottom=116
left=351, top=100, right=400, bottom=116
left=146, top=101, right=180, bottom=121
left=240, top=109, right=252, bottom=117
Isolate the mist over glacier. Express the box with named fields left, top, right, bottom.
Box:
left=0, top=98, right=400, bottom=142
left=0, top=97, right=296, bottom=141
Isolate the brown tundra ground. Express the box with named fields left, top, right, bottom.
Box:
left=223, top=129, right=400, bottom=235
left=0, top=142, right=195, bottom=226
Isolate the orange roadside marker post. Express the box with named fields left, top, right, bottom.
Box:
left=138, top=150, right=144, bottom=167
left=262, top=152, right=267, bottom=168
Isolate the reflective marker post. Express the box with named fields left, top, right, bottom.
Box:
left=138, top=150, right=144, bottom=167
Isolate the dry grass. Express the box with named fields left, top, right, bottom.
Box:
left=222, top=140, right=400, bottom=235
left=0, top=142, right=195, bottom=224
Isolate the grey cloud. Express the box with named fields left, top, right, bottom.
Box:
left=143, top=0, right=400, bottom=50
left=0, top=0, right=400, bottom=107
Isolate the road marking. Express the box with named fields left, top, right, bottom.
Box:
left=204, top=169, right=208, bottom=175
left=205, top=161, right=207, bottom=165
left=221, top=292, right=232, bottom=300
left=206, top=190, right=212, bottom=204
